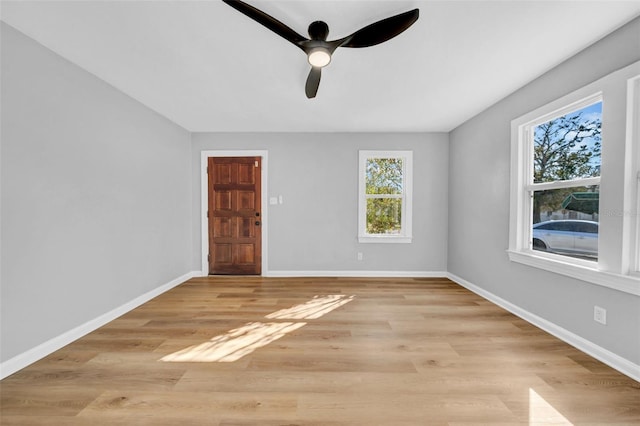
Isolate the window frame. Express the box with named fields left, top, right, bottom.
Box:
left=624, top=75, right=640, bottom=275
left=358, top=150, right=413, bottom=244
left=524, top=93, right=602, bottom=265
left=508, top=61, right=640, bottom=296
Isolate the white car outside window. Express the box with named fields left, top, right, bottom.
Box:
left=532, top=220, right=598, bottom=257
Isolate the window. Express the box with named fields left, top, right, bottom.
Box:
left=508, top=60, right=640, bottom=296
left=510, top=94, right=603, bottom=269
left=627, top=75, right=640, bottom=274
left=529, top=99, right=602, bottom=261
left=358, top=151, right=412, bottom=243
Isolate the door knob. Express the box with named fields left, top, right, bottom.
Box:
left=255, top=221, right=261, bottom=226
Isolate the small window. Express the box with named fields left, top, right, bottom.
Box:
left=358, top=151, right=413, bottom=243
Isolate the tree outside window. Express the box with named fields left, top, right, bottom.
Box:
left=530, top=100, right=602, bottom=260
left=366, top=158, right=403, bottom=234
left=532, top=102, right=602, bottom=224
left=358, top=151, right=412, bottom=243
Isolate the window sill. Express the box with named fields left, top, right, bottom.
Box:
left=507, top=250, right=640, bottom=296
left=359, top=235, right=412, bottom=244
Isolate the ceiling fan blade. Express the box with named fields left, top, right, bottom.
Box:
left=337, top=9, right=419, bottom=48
left=222, top=0, right=308, bottom=49
left=305, top=67, right=322, bottom=99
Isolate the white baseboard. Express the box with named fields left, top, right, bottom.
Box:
left=266, top=270, right=447, bottom=278
left=447, top=272, right=640, bottom=382
left=0, top=270, right=198, bottom=380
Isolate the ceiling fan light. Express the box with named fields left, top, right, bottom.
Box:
left=308, top=48, right=331, bottom=68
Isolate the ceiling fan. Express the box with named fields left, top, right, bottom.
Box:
left=222, top=0, right=419, bottom=98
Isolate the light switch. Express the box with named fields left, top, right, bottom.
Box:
left=269, top=197, right=278, bottom=205
left=278, top=195, right=283, bottom=204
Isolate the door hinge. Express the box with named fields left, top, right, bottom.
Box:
left=207, top=210, right=209, bottom=218
left=208, top=254, right=210, bottom=261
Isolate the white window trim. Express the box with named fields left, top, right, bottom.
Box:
left=624, top=74, right=640, bottom=276
left=508, top=61, right=640, bottom=297
left=358, top=150, right=413, bottom=244
left=510, top=92, right=603, bottom=260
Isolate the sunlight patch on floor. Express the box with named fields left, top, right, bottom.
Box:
left=265, top=294, right=355, bottom=320
left=529, top=388, right=573, bottom=425
left=160, top=294, right=355, bottom=363
left=161, top=322, right=306, bottom=362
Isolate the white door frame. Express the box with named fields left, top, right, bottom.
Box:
left=201, top=150, right=268, bottom=276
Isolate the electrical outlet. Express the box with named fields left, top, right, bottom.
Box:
left=357, top=252, right=363, bottom=261
left=594, top=306, right=607, bottom=325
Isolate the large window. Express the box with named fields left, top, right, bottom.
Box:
left=508, top=60, right=640, bottom=295
left=627, top=75, right=640, bottom=274
left=358, top=151, right=412, bottom=243
left=529, top=99, right=602, bottom=261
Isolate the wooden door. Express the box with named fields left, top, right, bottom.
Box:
left=208, top=157, right=262, bottom=275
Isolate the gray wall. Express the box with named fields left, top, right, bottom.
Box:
left=448, top=17, right=640, bottom=364
left=1, top=23, right=193, bottom=362
left=192, top=133, right=449, bottom=274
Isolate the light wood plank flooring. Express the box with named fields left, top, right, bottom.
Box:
left=1, top=277, right=639, bottom=425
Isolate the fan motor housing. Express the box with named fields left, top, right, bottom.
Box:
left=308, top=21, right=329, bottom=40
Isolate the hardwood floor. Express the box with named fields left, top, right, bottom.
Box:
left=1, top=277, right=639, bottom=425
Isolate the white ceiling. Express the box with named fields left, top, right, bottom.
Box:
left=2, top=0, right=640, bottom=132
